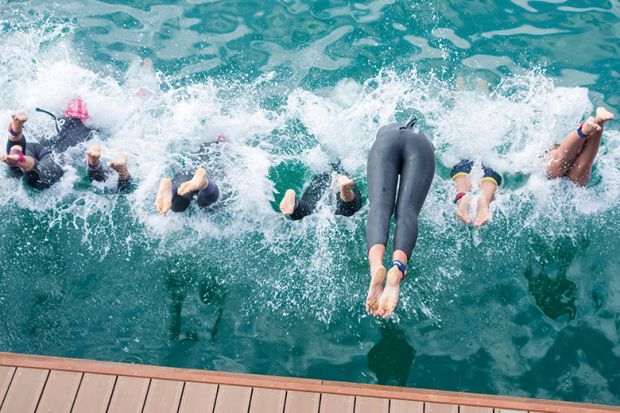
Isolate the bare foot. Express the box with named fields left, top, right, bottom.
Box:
left=1, top=153, right=20, bottom=165
left=279, top=189, right=296, bottom=215
left=9, top=112, right=28, bottom=138
left=86, top=145, right=101, bottom=166
left=178, top=167, right=208, bottom=196
left=338, top=175, right=355, bottom=202
left=107, top=154, right=130, bottom=180
left=375, top=266, right=402, bottom=318
left=581, top=116, right=602, bottom=136
left=456, top=193, right=472, bottom=224
left=155, top=178, right=173, bottom=216
left=595, top=107, right=614, bottom=125
left=473, top=196, right=491, bottom=227
left=365, top=266, right=386, bottom=314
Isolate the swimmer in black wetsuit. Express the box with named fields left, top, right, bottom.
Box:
left=365, top=120, right=435, bottom=318
left=450, top=160, right=502, bottom=227
left=278, top=163, right=362, bottom=220
left=85, top=144, right=133, bottom=192
left=154, top=137, right=224, bottom=215
left=1, top=99, right=102, bottom=190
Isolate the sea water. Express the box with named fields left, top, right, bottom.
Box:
left=0, top=0, right=619, bottom=405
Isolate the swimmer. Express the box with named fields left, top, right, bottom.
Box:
left=545, top=107, right=614, bottom=186
left=155, top=167, right=219, bottom=215
left=450, top=160, right=501, bottom=227
left=279, top=163, right=362, bottom=220
left=365, top=120, right=435, bottom=318
left=85, top=144, right=133, bottom=192
left=2, top=99, right=100, bottom=189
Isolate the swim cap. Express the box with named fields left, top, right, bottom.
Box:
left=65, top=98, right=89, bottom=122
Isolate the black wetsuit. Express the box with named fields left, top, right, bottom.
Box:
left=168, top=141, right=223, bottom=213
left=6, top=117, right=97, bottom=190
left=366, top=122, right=435, bottom=258
left=289, top=163, right=362, bottom=220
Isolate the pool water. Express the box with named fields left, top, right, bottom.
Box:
left=1, top=0, right=619, bottom=405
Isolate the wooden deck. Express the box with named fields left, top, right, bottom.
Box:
left=0, top=352, right=617, bottom=413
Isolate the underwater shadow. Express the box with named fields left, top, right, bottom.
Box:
left=367, top=322, right=415, bottom=386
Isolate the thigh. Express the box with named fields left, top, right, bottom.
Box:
left=396, top=134, right=435, bottom=214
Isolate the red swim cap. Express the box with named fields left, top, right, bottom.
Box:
left=64, top=98, right=89, bottom=122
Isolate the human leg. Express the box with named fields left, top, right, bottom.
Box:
left=335, top=175, right=362, bottom=217
left=280, top=171, right=331, bottom=220
left=22, top=144, right=64, bottom=190
left=473, top=165, right=501, bottom=227
left=376, top=133, right=435, bottom=318
left=365, top=132, right=400, bottom=313
left=566, top=107, right=614, bottom=186
left=545, top=116, right=601, bottom=178
left=450, top=160, right=473, bottom=224
left=196, top=179, right=219, bottom=208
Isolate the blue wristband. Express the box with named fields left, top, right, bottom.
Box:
left=577, top=122, right=589, bottom=139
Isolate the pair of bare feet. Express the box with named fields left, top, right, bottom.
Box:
left=581, top=107, right=614, bottom=135
left=456, top=194, right=491, bottom=227
left=86, top=145, right=129, bottom=180
left=155, top=167, right=210, bottom=215
left=279, top=175, right=356, bottom=215
left=365, top=264, right=402, bottom=319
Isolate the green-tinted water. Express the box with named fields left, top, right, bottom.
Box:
left=1, top=0, right=619, bottom=405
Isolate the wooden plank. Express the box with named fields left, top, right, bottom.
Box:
left=178, top=382, right=217, bottom=413
left=142, top=379, right=184, bottom=413
left=35, top=370, right=82, bottom=413
left=425, top=403, right=458, bottom=413
left=0, top=367, right=15, bottom=406
left=283, top=391, right=320, bottom=413
left=354, top=396, right=388, bottom=413
left=107, top=376, right=150, bottom=413
left=1, top=352, right=619, bottom=413
left=249, top=388, right=286, bottom=413
left=71, top=373, right=116, bottom=413
left=496, top=410, right=528, bottom=413
left=320, top=393, right=355, bottom=413
left=389, top=399, right=424, bottom=413
left=460, top=406, right=494, bottom=413
left=213, top=385, right=251, bottom=413
left=0, top=367, right=48, bottom=413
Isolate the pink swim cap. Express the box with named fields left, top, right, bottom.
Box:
left=64, top=98, right=89, bottom=122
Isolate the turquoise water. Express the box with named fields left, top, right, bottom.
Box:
left=1, top=0, right=620, bottom=405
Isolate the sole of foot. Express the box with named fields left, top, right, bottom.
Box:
left=155, top=178, right=173, bottom=216
left=473, top=196, right=491, bottom=227
left=178, top=167, right=208, bottom=196
left=365, top=266, right=386, bottom=314
left=456, top=193, right=472, bottom=224
left=374, top=266, right=402, bottom=318
left=279, top=189, right=296, bottom=215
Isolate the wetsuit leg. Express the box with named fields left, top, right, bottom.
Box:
left=450, top=159, right=473, bottom=180
left=170, top=173, right=196, bottom=213
left=5, top=135, right=26, bottom=177
left=392, top=133, right=435, bottom=258
left=481, top=164, right=502, bottom=187
left=366, top=124, right=402, bottom=250
left=289, top=171, right=331, bottom=221
left=88, top=165, right=108, bottom=182
left=24, top=143, right=64, bottom=190
left=196, top=180, right=219, bottom=207
left=335, top=182, right=362, bottom=217
left=117, top=177, right=133, bottom=193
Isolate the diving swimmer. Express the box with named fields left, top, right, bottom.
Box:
left=154, top=137, right=225, bottom=215
left=2, top=99, right=100, bottom=190
left=279, top=163, right=362, bottom=220
left=450, top=160, right=502, bottom=227
left=85, top=144, right=133, bottom=192
left=545, top=107, right=614, bottom=186
left=365, top=120, right=435, bottom=318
